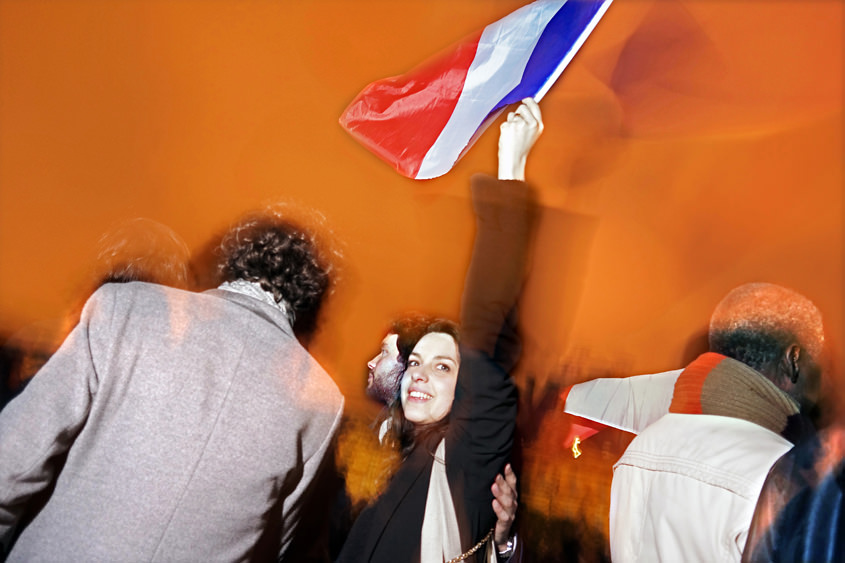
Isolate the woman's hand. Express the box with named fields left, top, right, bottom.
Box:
left=491, top=463, right=519, bottom=549
left=498, top=98, right=544, bottom=181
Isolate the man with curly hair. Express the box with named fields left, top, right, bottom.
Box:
left=0, top=211, right=344, bottom=561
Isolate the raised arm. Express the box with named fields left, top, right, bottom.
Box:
left=447, top=99, right=542, bottom=560
left=486, top=100, right=542, bottom=560
left=459, top=98, right=543, bottom=357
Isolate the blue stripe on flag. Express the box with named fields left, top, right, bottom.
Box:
left=499, top=0, right=605, bottom=106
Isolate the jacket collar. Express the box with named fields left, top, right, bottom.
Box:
left=203, top=288, right=294, bottom=338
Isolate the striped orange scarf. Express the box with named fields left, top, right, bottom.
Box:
left=670, top=352, right=800, bottom=438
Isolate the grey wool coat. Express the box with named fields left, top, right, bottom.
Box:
left=0, top=282, right=344, bottom=561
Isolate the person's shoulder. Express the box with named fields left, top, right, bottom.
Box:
left=83, top=281, right=150, bottom=313
left=262, top=335, right=343, bottom=414
left=83, top=282, right=199, bottom=325
left=91, top=280, right=187, bottom=301
left=620, top=413, right=792, bottom=493
left=635, top=413, right=790, bottom=447
left=275, top=354, right=344, bottom=437
left=301, top=353, right=344, bottom=405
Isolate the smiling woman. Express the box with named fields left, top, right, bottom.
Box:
left=402, top=328, right=461, bottom=425
left=337, top=99, right=543, bottom=563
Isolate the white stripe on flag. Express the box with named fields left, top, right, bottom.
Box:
left=416, top=0, right=565, bottom=179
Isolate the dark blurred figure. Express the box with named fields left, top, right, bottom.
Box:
left=0, top=208, right=344, bottom=561
left=743, top=423, right=845, bottom=562
left=0, top=218, right=192, bottom=410
left=92, top=217, right=192, bottom=288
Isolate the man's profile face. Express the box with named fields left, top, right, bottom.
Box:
left=366, top=333, right=404, bottom=403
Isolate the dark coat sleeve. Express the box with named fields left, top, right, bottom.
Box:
left=336, top=175, right=537, bottom=563
left=446, top=174, right=537, bottom=553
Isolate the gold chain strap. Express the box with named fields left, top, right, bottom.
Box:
left=445, top=527, right=495, bottom=563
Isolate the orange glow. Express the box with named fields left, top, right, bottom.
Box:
left=1, top=1, right=842, bottom=558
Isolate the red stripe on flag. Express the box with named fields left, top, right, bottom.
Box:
left=339, top=32, right=482, bottom=179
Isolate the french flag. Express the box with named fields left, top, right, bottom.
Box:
left=340, top=0, right=613, bottom=180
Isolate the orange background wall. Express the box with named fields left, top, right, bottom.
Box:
left=0, top=0, right=845, bottom=553
left=1, top=0, right=842, bottom=434
left=1, top=0, right=842, bottom=551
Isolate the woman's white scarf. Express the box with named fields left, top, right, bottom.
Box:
left=420, top=439, right=496, bottom=563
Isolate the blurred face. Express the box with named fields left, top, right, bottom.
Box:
left=366, top=333, right=404, bottom=403
left=400, top=332, right=460, bottom=425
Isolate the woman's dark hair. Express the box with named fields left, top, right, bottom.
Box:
left=390, top=316, right=461, bottom=369
left=217, top=208, right=338, bottom=336
left=384, top=317, right=461, bottom=458
left=389, top=314, right=433, bottom=375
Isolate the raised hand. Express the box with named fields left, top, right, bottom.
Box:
left=498, top=98, right=544, bottom=181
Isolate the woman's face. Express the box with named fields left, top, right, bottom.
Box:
left=400, top=332, right=460, bottom=425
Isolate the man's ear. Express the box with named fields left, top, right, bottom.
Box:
left=783, top=344, right=801, bottom=384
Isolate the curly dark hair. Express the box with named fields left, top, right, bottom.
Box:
left=217, top=209, right=337, bottom=334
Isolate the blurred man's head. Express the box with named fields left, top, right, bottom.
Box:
left=95, top=218, right=191, bottom=289
left=709, top=282, right=825, bottom=410
left=366, top=314, right=441, bottom=404
left=367, top=333, right=404, bottom=403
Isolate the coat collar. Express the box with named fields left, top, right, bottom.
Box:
left=204, top=288, right=295, bottom=338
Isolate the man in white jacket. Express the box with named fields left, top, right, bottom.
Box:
left=588, top=283, right=824, bottom=562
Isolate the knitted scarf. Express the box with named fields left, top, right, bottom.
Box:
left=670, top=352, right=800, bottom=439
